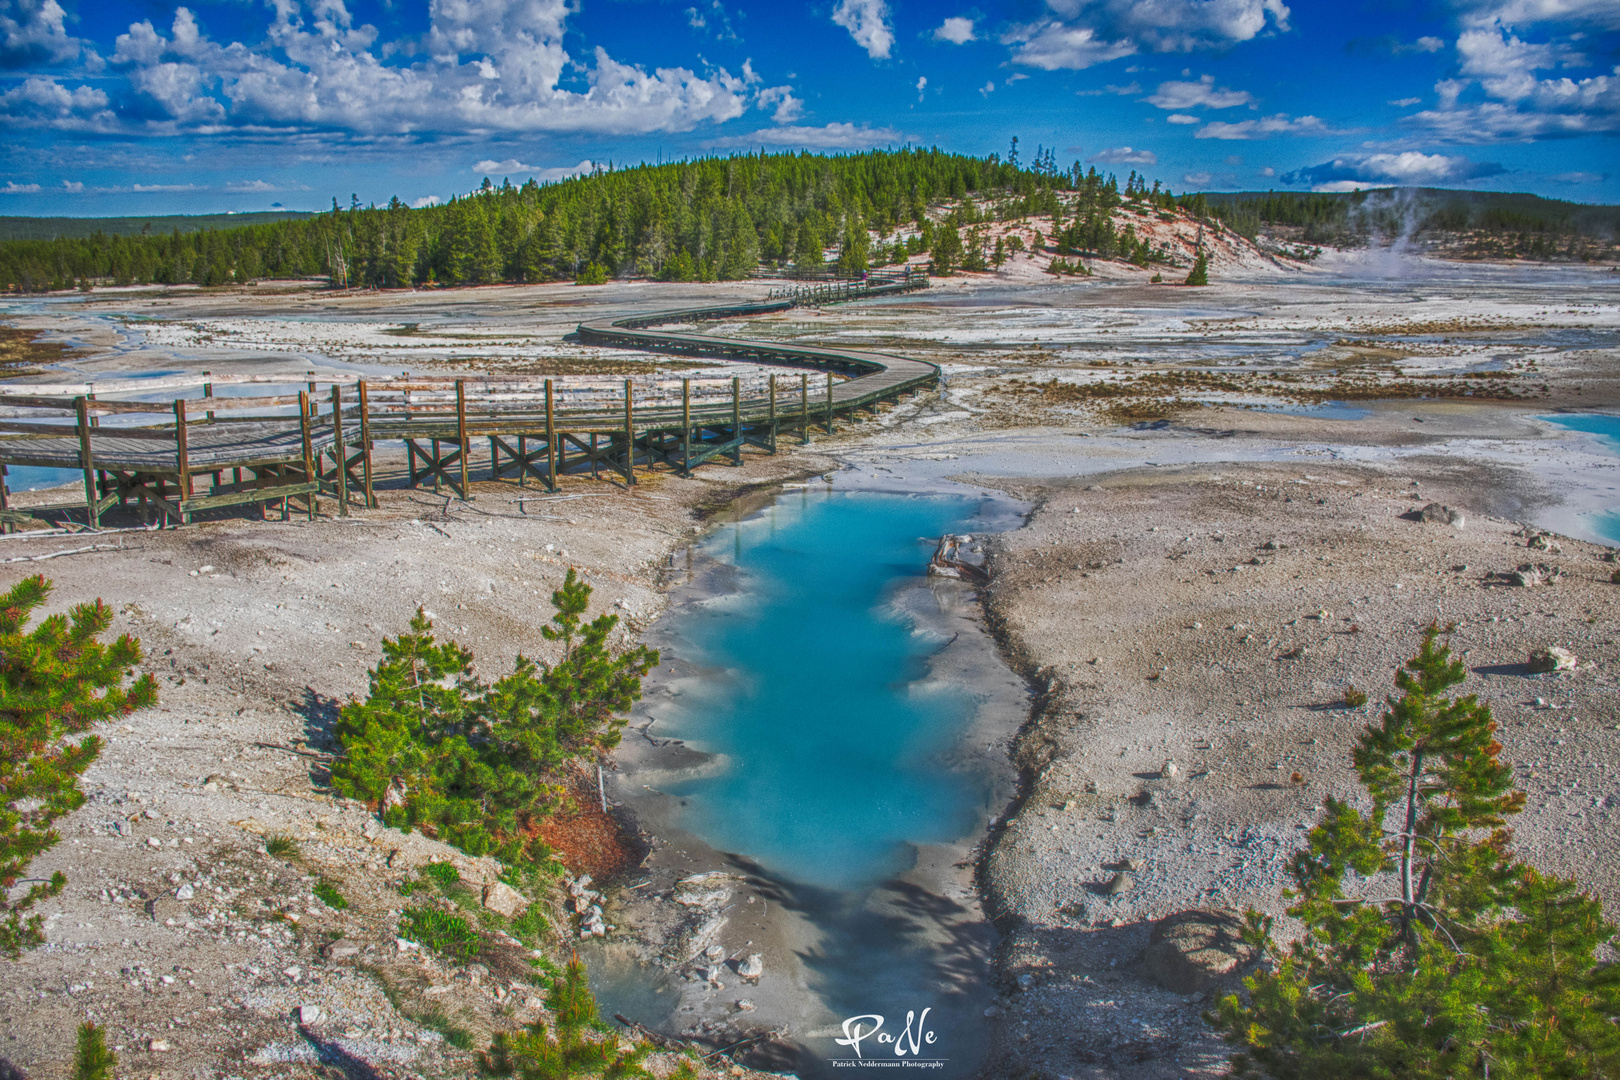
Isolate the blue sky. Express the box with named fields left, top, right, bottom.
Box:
left=1, top=0, right=1616, bottom=215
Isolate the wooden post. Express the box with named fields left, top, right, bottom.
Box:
left=306, top=370, right=317, bottom=416
left=800, top=373, right=809, bottom=444
left=455, top=379, right=470, bottom=499
left=681, top=378, right=691, bottom=477
left=0, top=464, right=10, bottom=534
left=203, top=371, right=215, bottom=420
left=825, top=372, right=834, bottom=434
left=623, top=378, right=636, bottom=485
left=517, top=435, right=526, bottom=487
left=590, top=434, right=597, bottom=480
left=431, top=438, right=440, bottom=493
left=298, top=390, right=316, bottom=519
left=357, top=380, right=376, bottom=508
left=75, top=396, right=99, bottom=529
left=730, top=377, right=741, bottom=465
left=545, top=379, right=556, bottom=492
left=330, top=384, right=349, bottom=516
left=768, top=373, right=777, bottom=454
left=174, top=397, right=192, bottom=524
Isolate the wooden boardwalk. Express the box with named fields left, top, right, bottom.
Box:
left=0, top=272, right=935, bottom=527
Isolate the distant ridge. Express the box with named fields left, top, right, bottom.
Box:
left=0, top=211, right=316, bottom=242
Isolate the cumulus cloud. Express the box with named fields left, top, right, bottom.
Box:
left=756, top=84, right=803, bottom=123
left=709, top=121, right=903, bottom=150
left=915, top=75, right=926, bottom=102
left=1166, top=112, right=1198, bottom=123
left=1195, top=112, right=1335, bottom=138
left=0, top=74, right=113, bottom=129
left=225, top=179, right=277, bottom=191
left=1281, top=151, right=1506, bottom=190
left=0, top=181, right=42, bottom=193
left=1182, top=171, right=1212, bottom=185
left=0, top=0, right=82, bottom=67
left=1389, top=96, right=1422, bottom=106
left=412, top=195, right=442, bottom=208
left=14, top=0, right=770, bottom=138
left=933, top=16, right=976, bottom=44
left=1007, top=0, right=1290, bottom=71
left=1449, top=0, right=1620, bottom=30
left=1088, top=145, right=1158, bottom=164
left=832, top=0, right=894, bottom=60
left=1406, top=20, right=1620, bottom=140
left=1143, top=74, right=1253, bottom=109
left=473, top=158, right=534, bottom=173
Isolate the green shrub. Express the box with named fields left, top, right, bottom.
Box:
left=331, top=570, right=658, bottom=863
left=313, top=880, right=348, bottom=910
left=73, top=1022, right=116, bottom=1080
left=574, top=262, right=610, bottom=286
left=509, top=902, right=551, bottom=946
left=1184, top=252, right=1209, bottom=286
left=482, top=956, right=650, bottom=1080
left=422, top=862, right=461, bottom=889
left=0, top=575, right=157, bottom=958
left=1210, top=626, right=1620, bottom=1077
left=1341, top=685, right=1368, bottom=708
left=401, top=906, right=479, bottom=960
left=265, top=834, right=300, bottom=858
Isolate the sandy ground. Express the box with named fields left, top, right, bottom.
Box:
left=1, top=261, right=1618, bottom=1079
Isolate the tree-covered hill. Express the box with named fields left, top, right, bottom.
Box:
left=0, top=212, right=315, bottom=243
left=0, top=148, right=1189, bottom=292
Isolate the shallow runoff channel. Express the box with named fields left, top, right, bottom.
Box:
left=599, top=479, right=1029, bottom=1079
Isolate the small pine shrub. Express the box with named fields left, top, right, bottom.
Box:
left=265, top=834, right=299, bottom=858
left=73, top=1022, right=116, bottom=1080
left=1342, top=685, right=1369, bottom=708
left=1611, top=568, right=1620, bottom=584
left=574, top=262, right=610, bottom=286
left=483, top=956, right=650, bottom=1080
left=509, top=901, right=551, bottom=946
left=400, top=907, right=479, bottom=960
left=313, top=880, right=348, bottom=910
left=0, top=576, right=157, bottom=957
left=1184, top=252, right=1209, bottom=286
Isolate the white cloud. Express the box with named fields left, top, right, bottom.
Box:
left=1076, top=80, right=1141, bottom=96
left=1406, top=20, right=1620, bottom=141
left=33, top=0, right=766, bottom=139
left=1415, top=35, right=1445, bottom=51
left=1183, top=171, right=1212, bottom=185
left=1258, top=166, right=1275, bottom=176
left=60, top=178, right=83, bottom=191
left=0, top=0, right=82, bottom=66
left=709, top=122, right=903, bottom=150
left=0, top=74, right=114, bottom=130
left=473, top=158, right=534, bottom=173
left=933, top=16, right=976, bottom=44
left=756, top=84, right=803, bottom=123
left=979, top=79, right=995, bottom=96
left=412, top=195, right=442, bottom=208
left=0, top=181, right=42, bottom=193
left=1007, top=0, right=1290, bottom=70
left=1144, top=74, right=1253, bottom=109
left=832, top=0, right=894, bottom=60
left=1449, top=0, right=1620, bottom=31
left=1195, top=112, right=1334, bottom=138
left=225, top=179, right=276, bottom=191
left=1088, top=145, right=1158, bottom=164
left=1549, top=170, right=1604, bottom=182
left=915, top=75, right=927, bottom=102
left=1166, top=112, right=1199, bottom=123
left=1282, top=151, right=1505, bottom=190
left=1388, top=96, right=1422, bottom=106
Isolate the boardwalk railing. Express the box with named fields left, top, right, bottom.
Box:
left=0, top=286, right=938, bottom=528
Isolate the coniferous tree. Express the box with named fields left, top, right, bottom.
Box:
left=1184, top=252, right=1209, bottom=286
left=73, top=1022, right=117, bottom=1080
left=1211, top=626, right=1620, bottom=1078
left=0, top=576, right=157, bottom=958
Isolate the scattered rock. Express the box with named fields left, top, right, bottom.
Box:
left=704, top=945, right=726, bottom=962
left=174, top=883, right=193, bottom=901
left=482, top=881, right=527, bottom=918
left=673, top=872, right=736, bottom=908
left=737, top=953, right=764, bottom=980
left=297, top=1004, right=322, bottom=1025
left=323, top=939, right=362, bottom=960
left=1418, top=503, right=1465, bottom=527
left=1016, top=973, right=1035, bottom=991
left=1160, top=761, right=1180, bottom=781
left=735, top=999, right=756, bottom=1012
left=1104, top=873, right=1134, bottom=896
left=1528, top=533, right=1561, bottom=552
left=148, top=1039, right=172, bottom=1053
left=1528, top=646, right=1577, bottom=673
left=395, top=937, right=419, bottom=952
left=1142, top=909, right=1258, bottom=994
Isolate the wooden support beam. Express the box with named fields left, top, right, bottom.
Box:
left=682, top=378, right=692, bottom=477
left=545, top=379, right=557, bottom=492
left=357, top=380, right=376, bottom=508
left=825, top=372, right=834, bottom=435
left=801, top=373, right=809, bottom=445
left=455, top=379, right=470, bottom=500
left=330, top=384, right=349, bottom=516
left=75, top=396, right=99, bottom=529
left=298, top=390, right=316, bottom=520
left=731, top=377, right=742, bottom=465
left=174, top=397, right=192, bottom=524
left=623, top=378, right=636, bottom=485
left=768, top=374, right=777, bottom=454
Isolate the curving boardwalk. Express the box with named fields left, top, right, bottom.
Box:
left=0, top=279, right=936, bottom=528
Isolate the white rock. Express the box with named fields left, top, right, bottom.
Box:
left=738, top=954, right=764, bottom=980
left=704, top=945, right=726, bottom=961
left=395, top=938, right=419, bottom=952
left=175, top=883, right=193, bottom=900
left=735, top=999, right=756, bottom=1012
left=482, top=881, right=527, bottom=918
left=298, top=1004, right=322, bottom=1025
left=1161, top=761, right=1180, bottom=780
left=149, top=1039, right=172, bottom=1052
left=147, top=837, right=162, bottom=848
